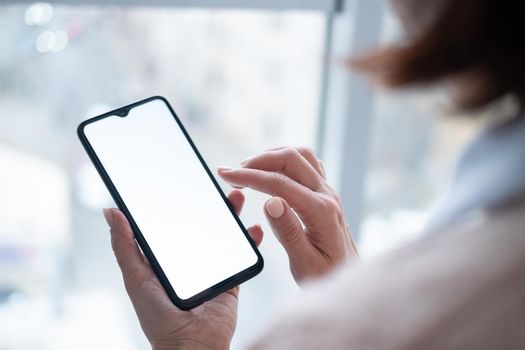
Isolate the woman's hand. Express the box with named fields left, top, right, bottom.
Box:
left=103, top=190, right=263, bottom=350
left=218, top=147, right=358, bottom=284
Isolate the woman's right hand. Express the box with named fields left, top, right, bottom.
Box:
left=218, top=147, right=359, bottom=284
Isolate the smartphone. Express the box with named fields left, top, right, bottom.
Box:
left=77, top=96, right=263, bottom=310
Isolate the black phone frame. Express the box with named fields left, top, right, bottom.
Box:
left=77, top=96, right=264, bottom=310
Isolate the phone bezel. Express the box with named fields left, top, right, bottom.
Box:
left=77, top=96, right=264, bottom=310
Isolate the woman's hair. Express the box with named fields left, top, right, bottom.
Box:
left=351, top=0, right=525, bottom=110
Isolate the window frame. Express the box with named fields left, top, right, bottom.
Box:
left=318, top=0, right=385, bottom=240
left=7, top=0, right=343, bottom=12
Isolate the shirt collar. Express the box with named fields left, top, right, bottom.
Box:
left=427, top=114, right=525, bottom=230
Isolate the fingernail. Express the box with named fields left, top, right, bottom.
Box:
left=217, top=166, right=233, bottom=173
left=266, top=197, right=285, bottom=219
left=103, top=208, right=115, bottom=228
left=240, top=157, right=252, bottom=165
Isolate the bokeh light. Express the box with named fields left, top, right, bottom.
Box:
left=24, top=2, right=53, bottom=26
left=35, top=30, right=68, bottom=53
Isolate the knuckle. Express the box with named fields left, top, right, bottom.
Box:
left=320, top=196, right=341, bottom=215
left=310, top=195, right=328, bottom=213
left=328, top=200, right=346, bottom=224
left=310, top=178, right=324, bottom=192
left=270, top=171, right=290, bottom=187
left=279, top=222, right=303, bottom=245
left=111, top=241, right=125, bottom=264
left=298, top=146, right=316, bottom=158
left=110, top=231, right=120, bottom=251
left=283, top=147, right=301, bottom=161
left=110, top=231, right=129, bottom=262
left=331, top=191, right=343, bottom=206
left=111, top=237, right=123, bottom=254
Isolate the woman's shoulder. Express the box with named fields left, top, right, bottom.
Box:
left=249, top=199, right=525, bottom=350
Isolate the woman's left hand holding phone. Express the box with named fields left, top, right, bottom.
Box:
left=103, top=190, right=264, bottom=350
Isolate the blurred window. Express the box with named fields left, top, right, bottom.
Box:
left=0, top=4, right=325, bottom=349
left=359, top=9, right=484, bottom=257
left=0, top=1, right=490, bottom=348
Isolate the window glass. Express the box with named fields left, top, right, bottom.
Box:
left=0, top=5, right=325, bottom=349
left=359, top=8, right=486, bottom=257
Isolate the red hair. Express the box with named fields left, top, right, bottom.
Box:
left=351, top=0, right=525, bottom=110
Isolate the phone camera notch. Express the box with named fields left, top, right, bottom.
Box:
left=116, top=109, right=129, bottom=118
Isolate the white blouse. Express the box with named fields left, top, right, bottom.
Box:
left=428, top=113, right=525, bottom=230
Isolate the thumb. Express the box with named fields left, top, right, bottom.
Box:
left=264, top=197, right=311, bottom=262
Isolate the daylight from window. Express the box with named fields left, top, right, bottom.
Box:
left=0, top=2, right=484, bottom=349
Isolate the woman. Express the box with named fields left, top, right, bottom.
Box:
left=102, top=0, right=525, bottom=348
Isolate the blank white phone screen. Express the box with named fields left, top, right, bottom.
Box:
left=83, top=99, right=258, bottom=300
